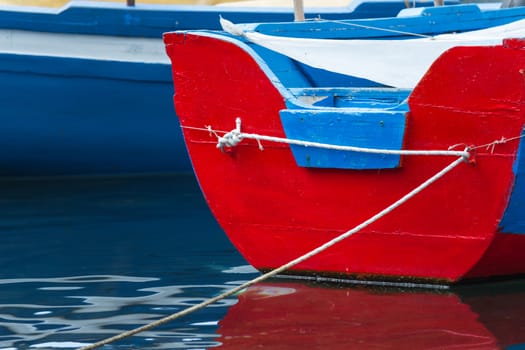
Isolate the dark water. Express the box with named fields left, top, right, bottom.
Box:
left=0, top=174, right=256, bottom=349
left=0, top=174, right=525, bottom=350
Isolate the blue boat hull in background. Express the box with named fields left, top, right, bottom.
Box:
left=0, top=55, right=181, bottom=175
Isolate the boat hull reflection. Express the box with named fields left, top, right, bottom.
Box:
left=216, top=280, right=525, bottom=349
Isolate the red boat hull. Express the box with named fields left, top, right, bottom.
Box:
left=164, top=32, right=525, bottom=283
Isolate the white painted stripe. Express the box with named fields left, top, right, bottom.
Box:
left=226, top=17, right=525, bottom=88
left=0, top=29, right=170, bottom=63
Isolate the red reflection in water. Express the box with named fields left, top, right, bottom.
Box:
left=216, top=280, right=525, bottom=349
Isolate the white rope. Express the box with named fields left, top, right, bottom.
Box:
left=319, top=19, right=434, bottom=39
left=471, top=134, right=525, bottom=153
left=219, top=16, right=434, bottom=39
left=206, top=118, right=469, bottom=158
left=77, top=151, right=468, bottom=350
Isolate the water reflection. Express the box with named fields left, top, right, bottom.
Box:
left=0, top=174, right=255, bottom=349
left=216, top=279, right=525, bottom=349
left=0, top=272, right=256, bottom=349
left=0, top=174, right=525, bottom=349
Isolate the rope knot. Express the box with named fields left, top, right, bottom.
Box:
left=217, top=118, right=243, bottom=151
left=217, top=130, right=242, bottom=150
left=486, top=136, right=507, bottom=154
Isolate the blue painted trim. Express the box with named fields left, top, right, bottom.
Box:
left=499, top=129, right=525, bottom=234
left=0, top=0, right=444, bottom=38
left=279, top=108, right=407, bottom=169
left=242, top=4, right=525, bottom=39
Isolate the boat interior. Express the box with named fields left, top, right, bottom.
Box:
left=289, top=87, right=410, bottom=109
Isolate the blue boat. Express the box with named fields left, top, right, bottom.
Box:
left=0, top=0, right=452, bottom=177
left=0, top=0, right=517, bottom=176
left=0, top=0, right=451, bottom=37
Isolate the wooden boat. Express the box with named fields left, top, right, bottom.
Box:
left=0, top=0, right=441, bottom=36
left=0, top=0, right=446, bottom=176
left=164, top=18, right=525, bottom=284
left=216, top=280, right=525, bottom=348
left=0, top=0, right=220, bottom=7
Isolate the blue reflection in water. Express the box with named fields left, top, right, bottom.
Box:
left=0, top=174, right=257, bottom=349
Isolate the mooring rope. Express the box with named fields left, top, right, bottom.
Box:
left=78, top=150, right=468, bottom=350
left=191, top=118, right=470, bottom=158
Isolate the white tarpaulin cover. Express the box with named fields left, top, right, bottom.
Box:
left=221, top=17, right=525, bottom=88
